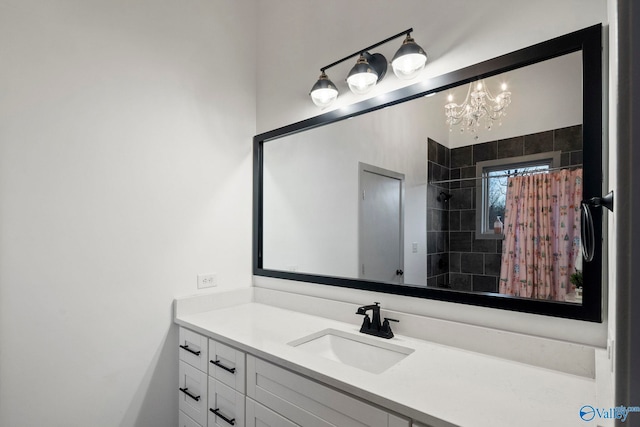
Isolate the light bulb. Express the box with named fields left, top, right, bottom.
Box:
left=347, top=72, right=378, bottom=94
left=346, top=54, right=378, bottom=95
left=391, top=34, right=428, bottom=80
left=310, top=72, right=338, bottom=108
left=311, top=87, right=338, bottom=108
left=391, top=53, right=427, bottom=79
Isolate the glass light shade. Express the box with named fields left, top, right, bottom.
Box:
left=310, top=72, right=338, bottom=108
left=346, top=55, right=378, bottom=95
left=391, top=35, right=427, bottom=80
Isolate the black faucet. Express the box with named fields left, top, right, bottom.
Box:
left=356, top=302, right=399, bottom=339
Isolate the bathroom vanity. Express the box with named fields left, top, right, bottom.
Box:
left=175, top=290, right=599, bottom=427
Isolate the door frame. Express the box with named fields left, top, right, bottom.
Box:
left=358, top=162, right=405, bottom=283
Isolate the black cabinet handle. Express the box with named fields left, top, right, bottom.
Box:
left=210, top=408, right=236, bottom=425
left=179, top=344, right=201, bottom=356
left=210, top=359, right=236, bottom=374
left=179, top=387, right=200, bottom=402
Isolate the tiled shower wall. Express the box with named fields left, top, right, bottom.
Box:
left=427, top=125, right=583, bottom=291
left=427, top=138, right=450, bottom=288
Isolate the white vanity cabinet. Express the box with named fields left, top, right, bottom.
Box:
left=179, top=326, right=418, bottom=427
left=208, top=378, right=245, bottom=427
left=180, top=409, right=207, bottom=427
left=245, top=398, right=299, bottom=427
left=209, top=339, right=246, bottom=393
left=180, top=327, right=209, bottom=371
left=208, top=339, right=246, bottom=427
left=179, top=353, right=209, bottom=426
left=179, top=327, right=247, bottom=427
left=246, top=355, right=410, bottom=427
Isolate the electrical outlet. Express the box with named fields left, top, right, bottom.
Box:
left=197, top=273, right=217, bottom=289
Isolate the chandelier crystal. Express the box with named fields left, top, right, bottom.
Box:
left=445, top=80, right=512, bottom=136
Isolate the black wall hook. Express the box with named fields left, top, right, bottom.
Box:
left=583, top=190, right=614, bottom=212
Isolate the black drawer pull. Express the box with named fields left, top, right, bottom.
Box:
left=179, top=387, right=200, bottom=402
left=210, top=359, right=236, bottom=374
left=179, top=344, right=201, bottom=356
left=210, top=408, right=236, bottom=425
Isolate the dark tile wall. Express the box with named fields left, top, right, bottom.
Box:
left=425, top=126, right=582, bottom=291
left=446, top=125, right=583, bottom=293
left=427, top=138, right=450, bottom=288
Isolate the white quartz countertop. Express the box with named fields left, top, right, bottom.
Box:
left=175, top=302, right=596, bottom=427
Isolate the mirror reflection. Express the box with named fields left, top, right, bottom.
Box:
left=263, top=51, right=584, bottom=305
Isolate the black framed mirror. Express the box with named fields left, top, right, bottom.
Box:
left=253, top=24, right=602, bottom=322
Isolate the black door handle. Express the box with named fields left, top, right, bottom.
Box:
left=210, top=408, right=236, bottom=425
left=210, top=359, right=236, bottom=374
left=179, top=344, right=201, bottom=356
left=179, top=387, right=200, bottom=402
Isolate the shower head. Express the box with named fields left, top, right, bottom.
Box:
left=438, top=191, right=453, bottom=202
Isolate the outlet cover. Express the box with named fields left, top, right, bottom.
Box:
left=197, top=273, right=217, bottom=289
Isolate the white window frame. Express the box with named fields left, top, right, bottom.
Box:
left=475, top=151, right=561, bottom=240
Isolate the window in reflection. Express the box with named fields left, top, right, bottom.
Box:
left=476, top=152, right=561, bottom=238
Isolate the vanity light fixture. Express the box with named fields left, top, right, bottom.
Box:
left=445, top=80, right=512, bottom=137
left=391, top=34, right=428, bottom=79
left=309, top=28, right=427, bottom=108
left=346, top=52, right=387, bottom=95
left=310, top=71, right=339, bottom=108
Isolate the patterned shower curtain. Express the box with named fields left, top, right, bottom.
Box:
left=499, top=168, right=582, bottom=301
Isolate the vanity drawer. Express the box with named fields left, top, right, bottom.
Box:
left=209, top=338, right=246, bottom=393
left=208, top=377, right=245, bottom=427
left=179, top=327, right=209, bottom=372
left=179, top=410, right=203, bottom=427
left=247, top=355, right=398, bottom=427
left=246, top=398, right=299, bottom=427
left=179, top=360, right=208, bottom=426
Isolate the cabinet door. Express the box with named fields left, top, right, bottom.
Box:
left=208, top=377, right=245, bottom=427
left=247, top=355, right=389, bottom=427
left=246, top=398, right=299, bottom=427
left=179, top=327, right=209, bottom=372
left=179, top=360, right=208, bottom=426
left=179, top=410, right=203, bottom=427
left=209, top=339, right=246, bottom=393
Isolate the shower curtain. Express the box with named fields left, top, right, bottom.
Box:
left=499, top=168, right=582, bottom=301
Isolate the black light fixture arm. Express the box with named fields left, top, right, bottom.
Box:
left=320, top=28, right=413, bottom=72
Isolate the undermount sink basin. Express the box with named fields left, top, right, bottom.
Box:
left=288, top=329, right=414, bottom=374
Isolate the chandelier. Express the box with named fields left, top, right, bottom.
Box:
left=444, top=80, right=512, bottom=137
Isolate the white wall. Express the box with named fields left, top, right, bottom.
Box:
left=263, top=97, right=441, bottom=283
left=255, top=0, right=609, bottom=346
left=256, top=0, right=606, bottom=133
left=0, top=1, right=256, bottom=426
left=445, top=51, right=583, bottom=148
